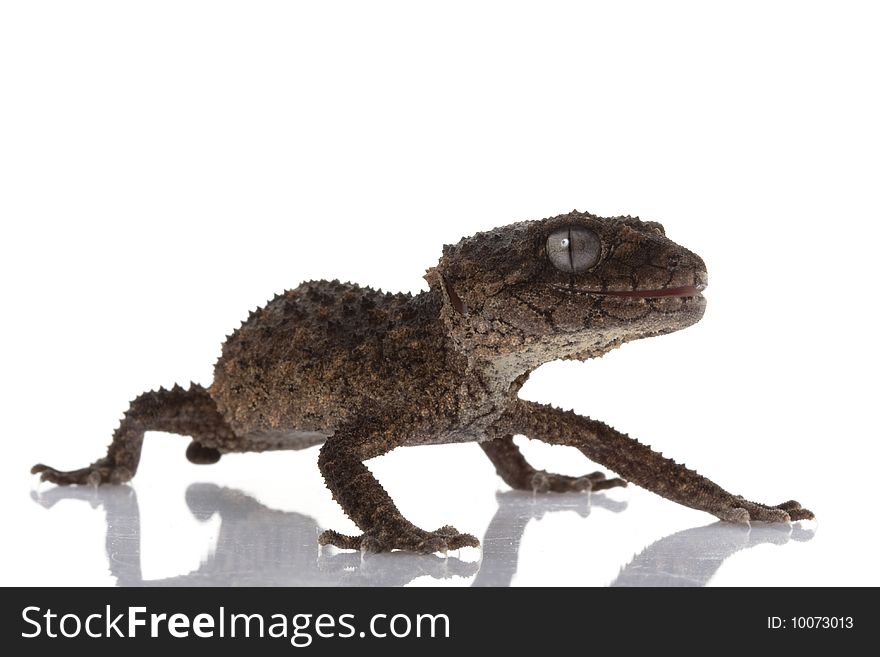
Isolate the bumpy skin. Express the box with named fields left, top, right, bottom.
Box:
left=33, top=210, right=813, bottom=553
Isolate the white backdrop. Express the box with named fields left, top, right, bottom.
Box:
left=1, top=1, right=877, bottom=586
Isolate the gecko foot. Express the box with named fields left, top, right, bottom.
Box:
left=715, top=497, right=815, bottom=524
left=318, top=524, right=480, bottom=554
left=31, top=458, right=131, bottom=486
left=530, top=469, right=627, bottom=493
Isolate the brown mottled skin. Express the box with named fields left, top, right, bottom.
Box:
left=33, top=210, right=813, bottom=553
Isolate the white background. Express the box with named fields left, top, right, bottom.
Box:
left=1, top=1, right=878, bottom=586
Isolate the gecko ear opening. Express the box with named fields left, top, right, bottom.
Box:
left=424, top=266, right=468, bottom=316
left=441, top=274, right=468, bottom=316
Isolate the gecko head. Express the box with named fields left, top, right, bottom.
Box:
left=425, top=210, right=707, bottom=367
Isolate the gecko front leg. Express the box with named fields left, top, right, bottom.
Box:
left=317, top=417, right=479, bottom=553
left=497, top=400, right=813, bottom=523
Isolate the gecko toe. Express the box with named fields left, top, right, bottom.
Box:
left=590, top=477, right=627, bottom=491
left=717, top=506, right=751, bottom=524
left=417, top=536, right=449, bottom=554
left=747, top=499, right=813, bottom=522
left=530, top=471, right=551, bottom=493
left=748, top=506, right=791, bottom=523
left=717, top=497, right=815, bottom=523
left=32, top=464, right=90, bottom=485
left=789, top=508, right=814, bottom=521
left=567, top=476, right=594, bottom=492
left=433, top=526, right=479, bottom=548
left=445, top=532, right=480, bottom=550
left=318, top=530, right=364, bottom=550
left=766, top=499, right=814, bottom=521
left=528, top=470, right=626, bottom=493
left=30, top=458, right=128, bottom=486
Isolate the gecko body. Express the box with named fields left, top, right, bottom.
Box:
left=33, top=210, right=813, bottom=553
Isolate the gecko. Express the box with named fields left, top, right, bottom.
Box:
left=32, top=210, right=813, bottom=553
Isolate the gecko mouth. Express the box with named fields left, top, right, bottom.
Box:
left=552, top=283, right=706, bottom=299
left=592, top=284, right=706, bottom=299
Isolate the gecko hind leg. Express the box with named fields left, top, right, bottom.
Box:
left=32, top=383, right=233, bottom=485
left=480, top=434, right=627, bottom=493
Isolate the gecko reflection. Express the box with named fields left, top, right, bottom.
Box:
left=31, top=485, right=810, bottom=586
left=31, top=485, right=622, bottom=586
left=32, top=484, right=469, bottom=586
left=610, top=520, right=814, bottom=586
left=471, top=490, right=626, bottom=586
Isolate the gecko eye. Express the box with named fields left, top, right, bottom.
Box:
left=546, top=227, right=601, bottom=273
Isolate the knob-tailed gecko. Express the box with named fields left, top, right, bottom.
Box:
left=33, top=210, right=813, bottom=553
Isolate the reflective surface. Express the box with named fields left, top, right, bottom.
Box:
left=31, top=484, right=813, bottom=587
